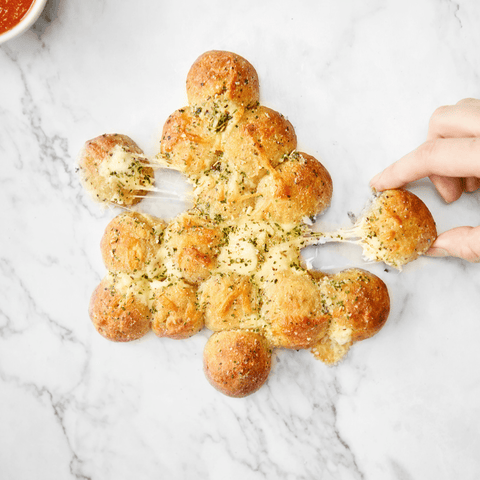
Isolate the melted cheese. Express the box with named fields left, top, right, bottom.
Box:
left=328, top=323, right=353, bottom=346
left=216, top=220, right=272, bottom=275
left=215, top=219, right=304, bottom=283
left=108, top=272, right=151, bottom=306
left=97, top=145, right=153, bottom=201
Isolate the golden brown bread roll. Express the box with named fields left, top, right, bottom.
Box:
left=255, top=151, right=333, bottom=224
left=186, top=50, right=260, bottom=107
left=78, top=133, right=154, bottom=206
left=150, top=280, right=204, bottom=339
left=356, top=189, right=437, bottom=268
left=222, top=106, right=298, bottom=181
left=312, top=268, right=390, bottom=364
left=160, top=107, right=219, bottom=176
left=203, top=330, right=272, bottom=397
left=198, top=272, right=261, bottom=332
left=89, top=274, right=151, bottom=342
left=100, top=211, right=166, bottom=275
left=262, top=270, right=330, bottom=349
left=162, top=211, right=225, bottom=284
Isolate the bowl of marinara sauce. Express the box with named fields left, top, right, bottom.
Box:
left=0, top=0, right=48, bottom=44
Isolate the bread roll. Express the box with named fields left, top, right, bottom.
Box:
left=186, top=50, right=260, bottom=107
left=89, top=274, right=151, bottom=342
left=162, top=211, right=225, bottom=284
left=203, top=330, right=272, bottom=398
left=160, top=107, right=218, bottom=176
left=356, top=189, right=437, bottom=268
left=198, top=272, right=260, bottom=331
left=255, top=151, right=333, bottom=224
left=222, top=106, right=297, bottom=182
left=262, top=270, right=329, bottom=349
left=78, top=133, right=154, bottom=206
left=312, top=268, right=390, bottom=364
left=150, top=280, right=204, bottom=339
left=100, top=211, right=166, bottom=275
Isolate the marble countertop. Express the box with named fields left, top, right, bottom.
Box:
left=1, top=1, right=479, bottom=479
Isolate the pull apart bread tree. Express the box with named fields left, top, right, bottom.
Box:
left=78, top=51, right=437, bottom=397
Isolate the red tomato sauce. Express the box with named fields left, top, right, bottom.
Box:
left=0, top=0, right=36, bottom=34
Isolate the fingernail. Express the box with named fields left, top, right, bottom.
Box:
left=426, top=247, right=449, bottom=257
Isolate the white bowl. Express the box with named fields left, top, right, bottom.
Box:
left=0, top=0, right=48, bottom=45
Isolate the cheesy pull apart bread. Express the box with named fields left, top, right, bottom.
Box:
left=80, top=50, right=440, bottom=397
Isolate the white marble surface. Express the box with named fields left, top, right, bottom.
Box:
left=1, top=0, right=480, bottom=479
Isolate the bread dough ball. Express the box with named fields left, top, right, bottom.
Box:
left=357, top=189, right=437, bottom=268
left=162, top=211, right=225, bottom=284
left=262, top=270, right=329, bottom=349
left=89, top=274, right=151, bottom=342
left=203, top=330, right=272, bottom=398
left=78, top=133, right=154, bottom=206
left=222, top=106, right=297, bottom=183
left=160, top=107, right=219, bottom=176
left=150, top=280, right=204, bottom=339
left=312, top=268, right=390, bottom=364
left=100, top=211, right=166, bottom=276
left=198, top=272, right=260, bottom=331
left=256, top=151, right=333, bottom=224
left=322, top=268, right=390, bottom=342
left=186, top=50, right=260, bottom=107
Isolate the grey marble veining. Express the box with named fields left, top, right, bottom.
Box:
left=1, top=1, right=480, bottom=479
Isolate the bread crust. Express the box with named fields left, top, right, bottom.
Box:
left=203, top=330, right=271, bottom=397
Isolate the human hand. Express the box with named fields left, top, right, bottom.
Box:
left=370, top=98, right=480, bottom=262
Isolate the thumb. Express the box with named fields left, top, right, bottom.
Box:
left=426, top=226, right=480, bottom=262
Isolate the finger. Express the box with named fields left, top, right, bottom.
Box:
left=370, top=137, right=480, bottom=191
left=429, top=174, right=463, bottom=203
left=464, top=176, right=480, bottom=193
left=427, top=101, right=480, bottom=140
left=456, top=98, right=480, bottom=107
left=426, top=226, right=480, bottom=263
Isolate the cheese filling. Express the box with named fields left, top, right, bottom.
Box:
left=97, top=145, right=153, bottom=198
